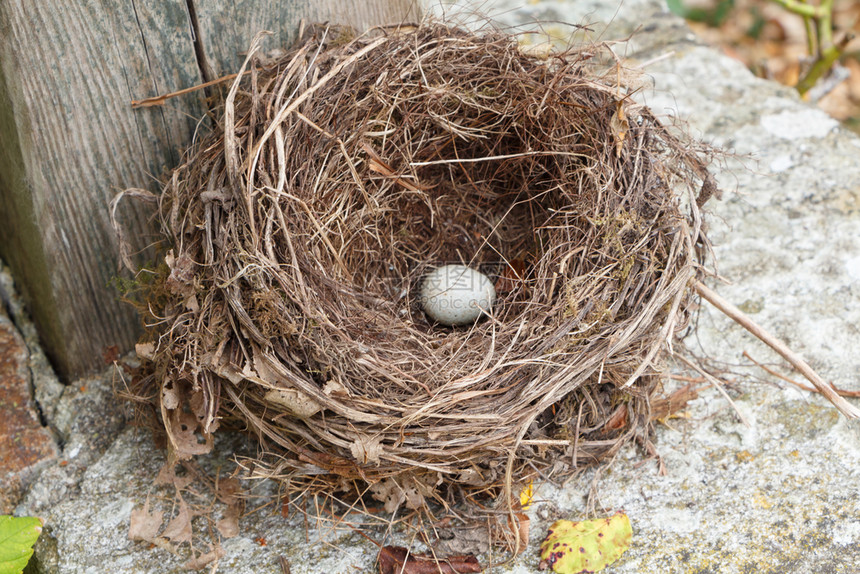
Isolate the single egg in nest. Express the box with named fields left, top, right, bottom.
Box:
left=420, top=264, right=496, bottom=326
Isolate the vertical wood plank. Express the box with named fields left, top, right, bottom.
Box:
left=194, top=0, right=421, bottom=76
left=0, top=0, right=415, bottom=379
left=0, top=0, right=205, bottom=378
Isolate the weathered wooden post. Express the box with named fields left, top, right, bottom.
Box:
left=0, top=0, right=418, bottom=380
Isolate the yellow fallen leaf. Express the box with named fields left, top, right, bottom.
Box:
left=519, top=482, right=534, bottom=509
left=538, top=511, right=632, bottom=573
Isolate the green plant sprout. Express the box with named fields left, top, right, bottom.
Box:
left=770, top=0, right=854, bottom=95
left=667, top=0, right=855, bottom=97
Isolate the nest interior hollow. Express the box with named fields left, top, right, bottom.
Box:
left=131, top=21, right=714, bottom=510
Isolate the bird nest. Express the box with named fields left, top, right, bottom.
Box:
left=127, top=22, right=716, bottom=516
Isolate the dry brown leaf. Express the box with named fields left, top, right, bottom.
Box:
left=610, top=101, right=629, bottom=157
left=485, top=509, right=531, bottom=554
left=263, top=388, right=322, bottom=417
left=166, top=408, right=213, bottom=459
left=604, top=404, right=629, bottom=431
left=216, top=509, right=240, bottom=539
left=401, top=474, right=441, bottom=510
left=494, top=259, right=526, bottom=294
left=369, top=474, right=440, bottom=513
left=370, top=478, right=405, bottom=513
left=165, top=250, right=196, bottom=298
left=216, top=477, right=242, bottom=503
left=350, top=435, right=383, bottom=464
left=134, top=342, right=155, bottom=361
left=454, top=468, right=485, bottom=486
left=509, top=511, right=530, bottom=554
left=102, top=344, right=120, bottom=365
left=436, top=524, right=491, bottom=556
left=323, top=378, right=349, bottom=397
left=183, top=294, right=200, bottom=312
left=155, top=461, right=194, bottom=489
left=184, top=547, right=226, bottom=570
left=128, top=497, right=164, bottom=542
left=161, top=498, right=193, bottom=544
left=216, top=478, right=244, bottom=539
left=188, top=386, right=219, bottom=434
left=162, top=381, right=181, bottom=410
left=252, top=347, right=283, bottom=382
left=378, top=546, right=482, bottom=574
left=650, top=383, right=699, bottom=421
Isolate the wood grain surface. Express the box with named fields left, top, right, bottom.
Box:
left=0, top=0, right=417, bottom=379
left=195, top=0, right=420, bottom=76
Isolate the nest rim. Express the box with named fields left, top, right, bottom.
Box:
left=123, top=19, right=716, bottom=519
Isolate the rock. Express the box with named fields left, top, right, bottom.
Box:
left=13, top=1, right=860, bottom=572
left=17, top=369, right=131, bottom=522
left=0, top=307, right=58, bottom=513
left=0, top=261, right=64, bottom=420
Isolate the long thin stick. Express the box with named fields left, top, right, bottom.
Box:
left=693, top=280, right=860, bottom=418
left=131, top=71, right=248, bottom=108
left=743, top=351, right=860, bottom=398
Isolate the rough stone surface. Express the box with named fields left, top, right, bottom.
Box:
left=18, top=370, right=130, bottom=521
left=9, top=1, right=860, bottom=572
left=0, top=262, right=65, bottom=421
left=0, top=306, right=57, bottom=513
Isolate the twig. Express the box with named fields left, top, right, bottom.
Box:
left=634, top=51, right=675, bottom=69
left=409, top=150, right=586, bottom=167
left=676, top=355, right=750, bottom=428
left=743, top=351, right=860, bottom=398
left=693, top=280, right=860, bottom=418
left=131, top=70, right=250, bottom=108
left=668, top=374, right=705, bottom=383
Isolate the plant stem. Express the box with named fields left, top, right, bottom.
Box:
left=770, top=0, right=839, bottom=94
left=800, top=0, right=818, bottom=55
left=692, top=280, right=860, bottom=419
left=769, top=0, right=825, bottom=19
left=796, top=33, right=853, bottom=95
left=819, top=0, right=834, bottom=49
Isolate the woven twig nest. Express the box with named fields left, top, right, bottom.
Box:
left=130, top=22, right=716, bottom=514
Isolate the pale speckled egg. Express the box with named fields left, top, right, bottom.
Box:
left=420, top=264, right=496, bottom=326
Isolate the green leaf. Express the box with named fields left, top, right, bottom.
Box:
left=665, top=0, right=735, bottom=26
left=0, top=516, right=43, bottom=574
left=665, top=0, right=688, bottom=17
left=539, top=512, right=632, bottom=573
